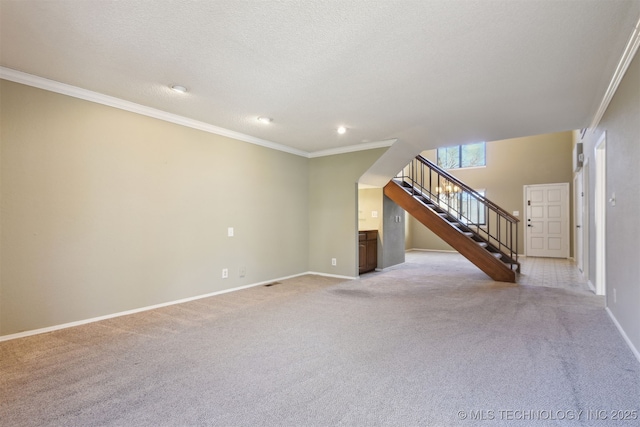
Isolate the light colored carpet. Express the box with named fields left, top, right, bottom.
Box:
left=1, top=252, right=639, bottom=426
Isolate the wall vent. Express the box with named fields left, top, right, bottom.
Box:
left=264, top=282, right=281, bottom=287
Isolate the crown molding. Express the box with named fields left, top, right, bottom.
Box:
left=589, top=15, right=640, bottom=132
left=0, top=67, right=397, bottom=159
left=0, top=67, right=310, bottom=157
left=308, top=139, right=396, bottom=158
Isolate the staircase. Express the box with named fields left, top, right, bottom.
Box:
left=385, top=155, right=520, bottom=283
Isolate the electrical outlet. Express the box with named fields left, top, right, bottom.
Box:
left=239, top=266, right=246, bottom=277
left=331, top=258, right=337, bottom=266
left=222, top=268, right=228, bottom=279
left=227, top=227, right=234, bottom=237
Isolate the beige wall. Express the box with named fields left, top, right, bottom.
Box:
left=409, top=131, right=574, bottom=254
left=358, top=188, right=383, bottom=232
left=580, top=52, right=640, bottom=356
left=0, top=80, right=310, bottom=335
left=308, top=149, right=387, bottom=277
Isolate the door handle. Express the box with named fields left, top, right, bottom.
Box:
left=576, top=225, right=581, bottom=228
left=527, top=224, right=532, bottom=227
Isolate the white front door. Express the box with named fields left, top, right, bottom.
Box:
left=524, top=183, right=570, bottom=258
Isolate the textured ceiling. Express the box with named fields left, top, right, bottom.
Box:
left=1, top=0, right=639, bottom=158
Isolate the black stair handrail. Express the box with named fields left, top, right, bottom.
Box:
left=397, top=155, right=520, bottom=265
left=417, top=155, right=519, bottom=221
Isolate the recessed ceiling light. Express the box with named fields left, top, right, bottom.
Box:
left=257, top=117, right=273, bottom=124
left=170, top=85, right=188, bottom=94
left=337, top=126, right=347, bottom=134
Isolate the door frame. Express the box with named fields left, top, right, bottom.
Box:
left=573, top=170, right=583, bottom=272
left=594, top=132, right=607, bottom=296
left=523, top=182, right=570, bottom=258
left=582, top=158, right=590, bottom=283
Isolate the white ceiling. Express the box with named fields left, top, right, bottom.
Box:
left=1, top=0, right=639, bottom=160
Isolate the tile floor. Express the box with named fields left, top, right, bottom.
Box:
left=518, top=255, right=591, bottom=292
left=402, top=250, right=592, bottom=293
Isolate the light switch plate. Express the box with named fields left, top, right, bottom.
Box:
left=228, top=227, right=234, bottom=237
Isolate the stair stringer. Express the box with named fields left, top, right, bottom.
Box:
left=384, top=180, right=516, bottom=283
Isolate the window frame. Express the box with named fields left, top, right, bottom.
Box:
left=460, top=189, right=487, bottom=226
left=436, top=142, right=486, bottom=170
left=439, top=188, right=487, bottom=226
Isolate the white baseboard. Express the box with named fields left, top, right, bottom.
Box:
left=307, top=271, right=357, bottom=280
left=372, top=264, right=404, bottom=273
left=0, top=271, right=351, bottom=343
left=606, top=307, right=640, bottom=364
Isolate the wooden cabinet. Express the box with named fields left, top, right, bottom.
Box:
left=358, top=230, right=378, bottom=274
